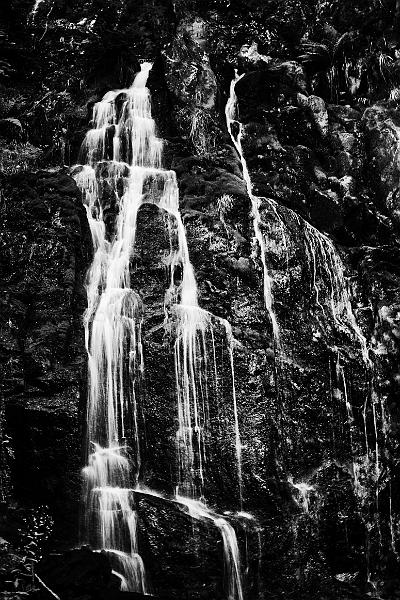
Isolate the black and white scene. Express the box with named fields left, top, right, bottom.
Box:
left=1, top=1, right=400, bottom=599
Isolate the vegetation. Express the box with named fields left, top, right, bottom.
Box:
left=0, top=0, right=176, bottom=166
left=0, top=506, right=53, bottom=599
left=187, top=0, right=400, bottom=105
left=1, top=0, right=400, bottom=165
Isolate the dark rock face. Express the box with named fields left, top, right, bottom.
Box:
left=0, top=170, right=92, bottom=546
left=38, top=547, right=118, bottom=599
left=1, top=1, right=400, bottom=599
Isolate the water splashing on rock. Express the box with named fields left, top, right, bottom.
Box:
left=74, top=62, right=246, bottom=597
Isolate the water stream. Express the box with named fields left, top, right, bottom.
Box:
left=29, top=0, right=46, bottom=23
left=225, top=73, right=280, bottom=344
left=225, top=71, right=370, bottom=361
left=225, top=72, right=389, bottom=576
left=74, top=63, right=245, bottom=598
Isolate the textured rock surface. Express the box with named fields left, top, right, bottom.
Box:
left=1, top=1, right=400, bottom=599
left=0, top=170, right=92, bottom=546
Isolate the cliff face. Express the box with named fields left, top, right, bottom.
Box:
left=1, top=1, right=400, bottom=599
left=0, top=170, right=92, bottom=536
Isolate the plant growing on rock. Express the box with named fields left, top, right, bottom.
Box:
left=0, top=507, right=53, bottom=600
left=190, top=108, right=208, bottom=155
left=217, top=193, right=234, bottom=236
left=217, top=193, right=234, bottom=217
left=17, top=507, right=54, bottom=566
left=298, top=31, right=356, bottom=101
left=0, top=142, right=43, bottom=175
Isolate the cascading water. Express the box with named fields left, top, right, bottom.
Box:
left=160, top=189, right=243, bottom=502
left=159, top=162, right=244, bottom=599
left=74, top=63, right=245, bottom=598
left=225, top=72, right=372, bottom=358
left=226, top=73, right=280, bottom=344
left=29, top=0, right=45, bottom=22
left=74, top=62, right=157, bottom=593
left=226, top=71, right=392, bottom=581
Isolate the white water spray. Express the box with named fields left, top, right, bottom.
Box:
left=75, top=63, right=245, bottom=597
left=29, top=0, right=46, bottom=23
left=74, top=62, right=157, bottom=593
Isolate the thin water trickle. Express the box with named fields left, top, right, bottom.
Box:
left=176, top=495, right=244, bottom=600
left=29, top=0, right=45, bottom=23
left=226, top=73, right=280, bottom=344
left=224, top=319, right=243, bottom=509
left=225, top=71, right=385, bottom=589
left=226, top=74, right=372, bottom=365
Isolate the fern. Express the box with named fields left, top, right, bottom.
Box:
left=299, top=32, right=352, bottom=70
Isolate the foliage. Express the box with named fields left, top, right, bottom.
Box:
left=217, top=193, right=234, bottom=233
left=0, top=505, right=53, bottom=600
left=16, top=506, right=54, bottom=564
left=0, top=0, right=178, bottom=164
left=298, top=32, right=357, bottom=101
left=217, top=193, right=234, bottom=216
left=190, top=108, right=210, bottom=156
left=0, top=545, right=40, bottom=600
left=0, top=142, right=43, bottom=175
left=205, top=1, right=312, bottom=65
left=298, top=33, right=354, bottom=72
left=314, top=0, right=396, bottom=33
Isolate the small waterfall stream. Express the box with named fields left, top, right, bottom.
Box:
left=74, top=63, right=245, bottom=598
left=226, top=72, right=280, bottom=344
left=75, top=62, right=156, bottom=594
left=29, top=0, right=45, bottom=22
left=225, top=72, right=389, bottom=567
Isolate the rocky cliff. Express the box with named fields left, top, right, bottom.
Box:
left=1, top=1, right=400, bottom=599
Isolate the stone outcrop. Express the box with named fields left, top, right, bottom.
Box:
left=1, top=1, right=400, bottom=599
left=0, top=170, right=92, bottom=548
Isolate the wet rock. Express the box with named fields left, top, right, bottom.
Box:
left=0, top=169, right=92, bottom=545
left=1, top=2, right=400, bottom=599
left=279, top=61, right=308, bottom=93
left=0, top=117, right=23, bottom=140
left=238, top=41, right=272, bottom=67
left=363, top=105, right=400, bottom=227
left=38, top=547, right=115, bottom=599
left=298, top=94, right=329, bottom=136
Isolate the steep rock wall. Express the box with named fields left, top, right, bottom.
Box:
left=0, top=170, right=92, bottom=552
left=1, top=1, right=400, bottom=599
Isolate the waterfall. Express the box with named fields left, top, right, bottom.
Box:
left=226, top=72, right=387, bottom=562
left=225, top=72, right=371, bottom=363
left=29, top=0, right=45, bottom=22
left=226, top=73, right=280, bottom=344
left=74, top=63, right=245, bottom=598
left=160, top=187, right=244, bottom=595
left=74, top=62, right=156, bottom=593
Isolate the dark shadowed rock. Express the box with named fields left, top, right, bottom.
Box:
left=1, top=2, right=400, bottom=600
left=0, top=169, right=92, bottom=546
